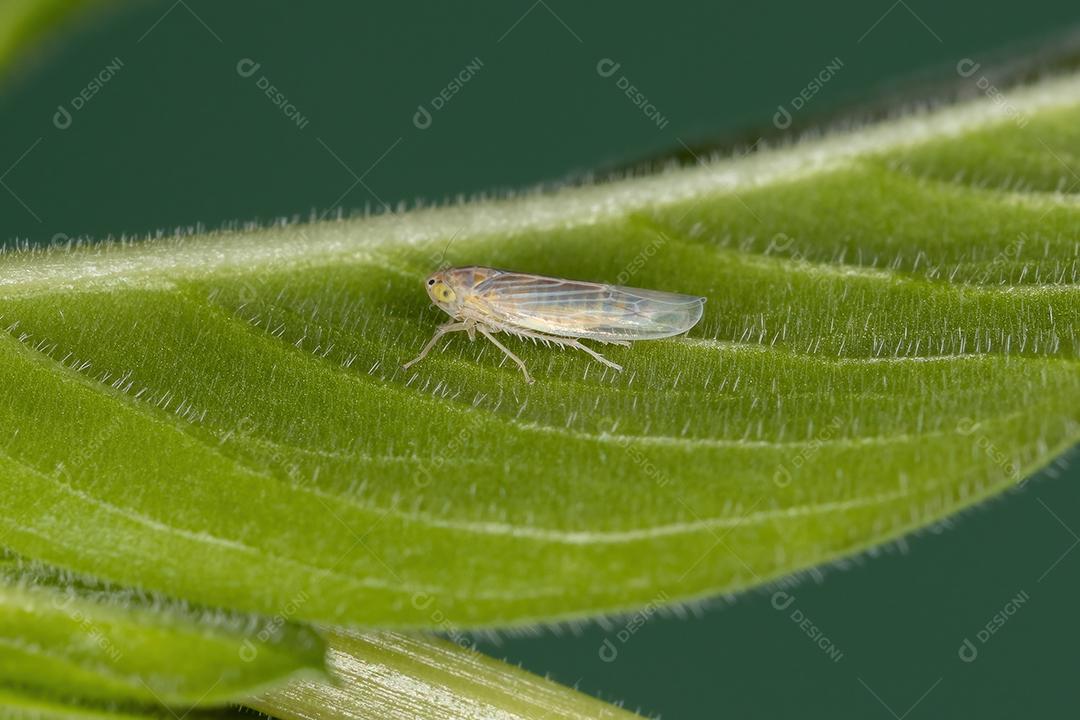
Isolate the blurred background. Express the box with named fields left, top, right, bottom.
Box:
left=1, top=1, right=1078, bottom=716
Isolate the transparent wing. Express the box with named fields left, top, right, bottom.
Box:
left=470, top=270, right=705, bottom=341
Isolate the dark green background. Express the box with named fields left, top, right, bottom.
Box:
left=1, top=2, right=1078, bottom=717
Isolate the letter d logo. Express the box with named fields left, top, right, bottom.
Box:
left=53, top=105, right=72, bottom=130
left=598, top=638, right=619, bottom=662
left=771, top=591, right=795, bottom=611
left=596, top=58, right=621, bottom=78
left=413, top=105, right=432, bottom=130
left=236, top=58, right=261, bottom=78
left=773, top=105, right=792, bottom=130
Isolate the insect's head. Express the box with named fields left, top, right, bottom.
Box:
left=425, top=271, right=459, bottom=313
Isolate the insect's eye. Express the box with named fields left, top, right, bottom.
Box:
left=432, top=283, right=455, bottom=302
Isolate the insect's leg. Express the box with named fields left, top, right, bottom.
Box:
left=504, top=327, right=626, bottom=373
left=402, top=321, right=469, bottom=371
left=508, top=328, right=625, bottom=372
left=561, top=338, right=624, bottom=372
left=477, top=326, right=534, bottom=384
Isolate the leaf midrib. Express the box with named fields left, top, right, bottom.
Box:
left=3, top=75, right=1080, bottom=299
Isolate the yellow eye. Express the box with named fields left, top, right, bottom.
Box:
left=430, top=282, right=456, bottom=303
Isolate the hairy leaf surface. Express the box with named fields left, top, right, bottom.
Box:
left=0, top=74, right=1077, bottom=629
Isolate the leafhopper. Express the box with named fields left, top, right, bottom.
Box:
left=403, top=266, right=706, bottom=383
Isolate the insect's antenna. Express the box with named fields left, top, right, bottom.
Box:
left=437, top=230, right=460, bottom=270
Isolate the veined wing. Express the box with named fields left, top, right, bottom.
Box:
left=469, top=270, right=705, bottom=341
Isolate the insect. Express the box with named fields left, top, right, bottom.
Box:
left=402, top=266, right=706, bottom=383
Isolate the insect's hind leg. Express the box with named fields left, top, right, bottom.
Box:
left=509, top=328, right=625, bottom=373
left=477, top=326, right=534, bottom=384
left=402, top=321, right=470, bottom=371
left=558, top=337, right=624, bottom=372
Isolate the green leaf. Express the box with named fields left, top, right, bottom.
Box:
left=0, top=72, right=1077, bottom=629
left=248, top=629, right=638, bottom=720
left=0, top=0, right=116, bottom=81
left=0, top=686, right=234, bottom=720
left=0, top=552, right=326, bottom=707
left=0, top=688, right=163, bottom=720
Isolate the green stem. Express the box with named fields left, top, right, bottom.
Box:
left=247, top=629, right=640, bottom=720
